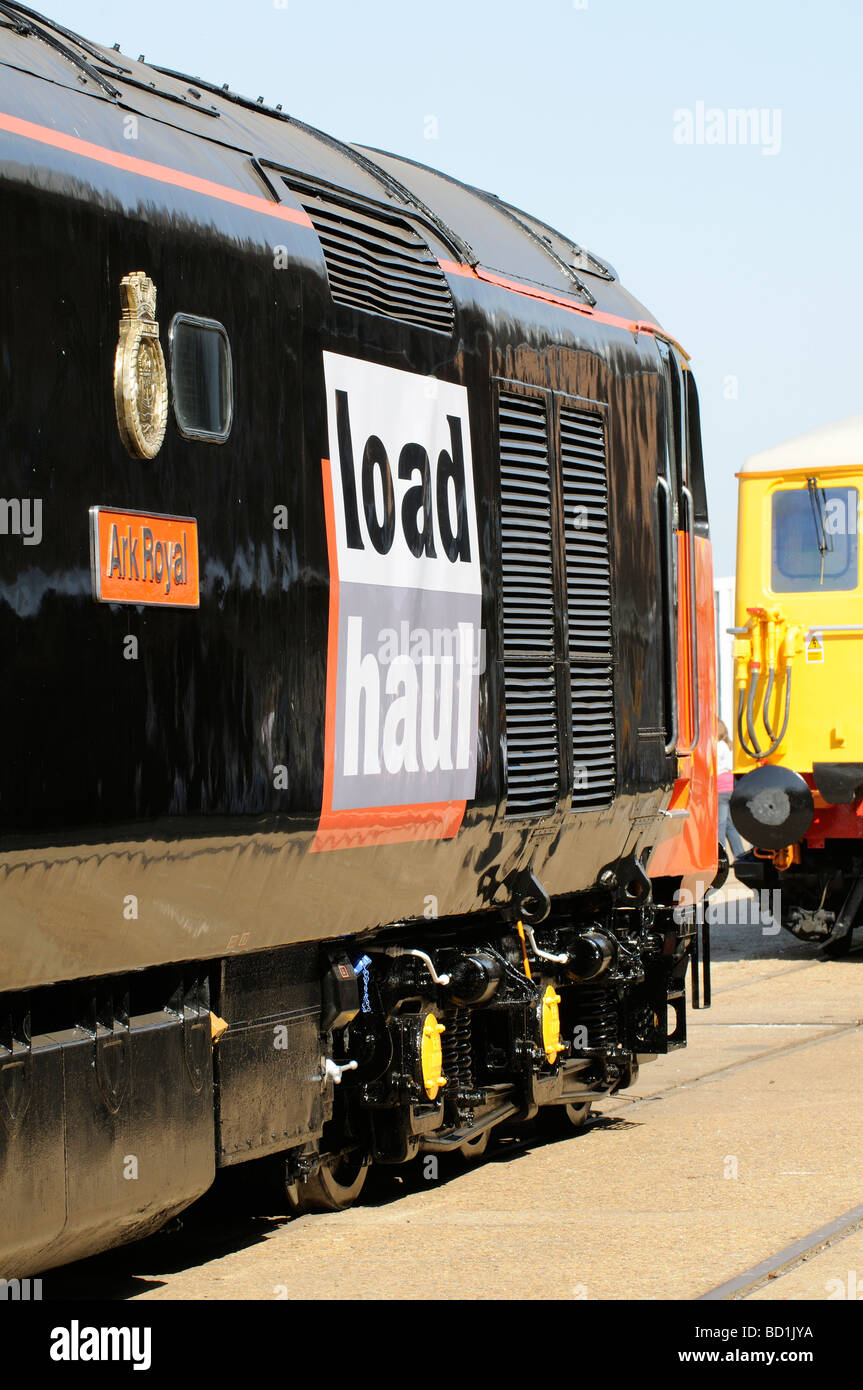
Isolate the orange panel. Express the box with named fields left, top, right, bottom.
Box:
left=648, top=535, right=717, bottom=883
left=89, top=507, right=199, bottom=608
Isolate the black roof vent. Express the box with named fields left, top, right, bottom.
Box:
left=284, top=179, right=455, bottom=334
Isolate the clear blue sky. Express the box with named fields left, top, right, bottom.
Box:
left=44, top=0, right=863, bottom=576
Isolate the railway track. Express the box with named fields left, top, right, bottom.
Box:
left=700, top=1202, right=863, bottom=1300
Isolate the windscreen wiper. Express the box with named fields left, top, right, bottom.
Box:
left=807, top=476, right=833, bottom=585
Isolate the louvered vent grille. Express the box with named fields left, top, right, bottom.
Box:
left=499, top=393, right=560, bottom=818
left=561, top=411, right=612, bottom=652
left=570, top=663, right=616, bottom=809
left=286, top=181, right=455, bottom=333
left=560, top=408, right=616, bottom=810
left=503, top=663, right=561, bottom=817
left=499, top=395, right=555, bottom=652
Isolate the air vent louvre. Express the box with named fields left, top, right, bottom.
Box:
left=499, top=395, right=555, bottom=652
left=503, top=662, right=561, bottom=817
left=286, top=181, right=455, bottom=333
left=560, top=410, right=612, bottom=653
left=499, top=393, right=560, bottom=818
left=560, top=408, right=615, bottom=809
left=570, top=663, right=616, bottom=809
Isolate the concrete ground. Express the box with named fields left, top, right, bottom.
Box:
left=47, top=876, right=862, bottom=1302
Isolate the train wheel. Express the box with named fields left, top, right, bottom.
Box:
left=458, top=1130, right=491, bottom=1160
left=537, top=1102, right=592, bottom=1135
left=287, top=1153, right=369, bottom=1214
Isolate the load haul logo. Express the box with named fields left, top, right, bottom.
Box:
left=314, top=353, right=481, bottom=851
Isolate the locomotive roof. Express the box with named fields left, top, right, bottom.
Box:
left=742, top=415, right=863, bottom=476
left=0, top=2, right=660, bottom=332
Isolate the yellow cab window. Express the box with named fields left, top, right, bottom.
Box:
left=771, top=482, right=858, bottom=592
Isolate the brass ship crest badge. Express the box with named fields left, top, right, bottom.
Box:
left=113, top=271, right=168, bottom=459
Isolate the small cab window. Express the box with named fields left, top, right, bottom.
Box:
left=170, top=315, right=233, bottom=441
left=771, top=483, right=859, bottom=592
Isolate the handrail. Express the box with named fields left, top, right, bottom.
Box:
left=678, top=485, right=700, bottom=755
left=656, top=476, right=678, bottom=756
left=805, top=625, right=863, bottom=637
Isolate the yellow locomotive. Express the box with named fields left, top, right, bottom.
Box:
left=730, top=416, right=863, bottom=949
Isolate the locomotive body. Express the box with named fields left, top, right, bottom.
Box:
left=731, top=418, right=863, bottom=948
left=0, top=4, right=717, bottom=1274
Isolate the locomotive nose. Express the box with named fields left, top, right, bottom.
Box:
left=730, top=765, right=814, bottom=851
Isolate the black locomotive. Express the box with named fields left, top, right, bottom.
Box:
left=0, top=3, right=718, bottom=1274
